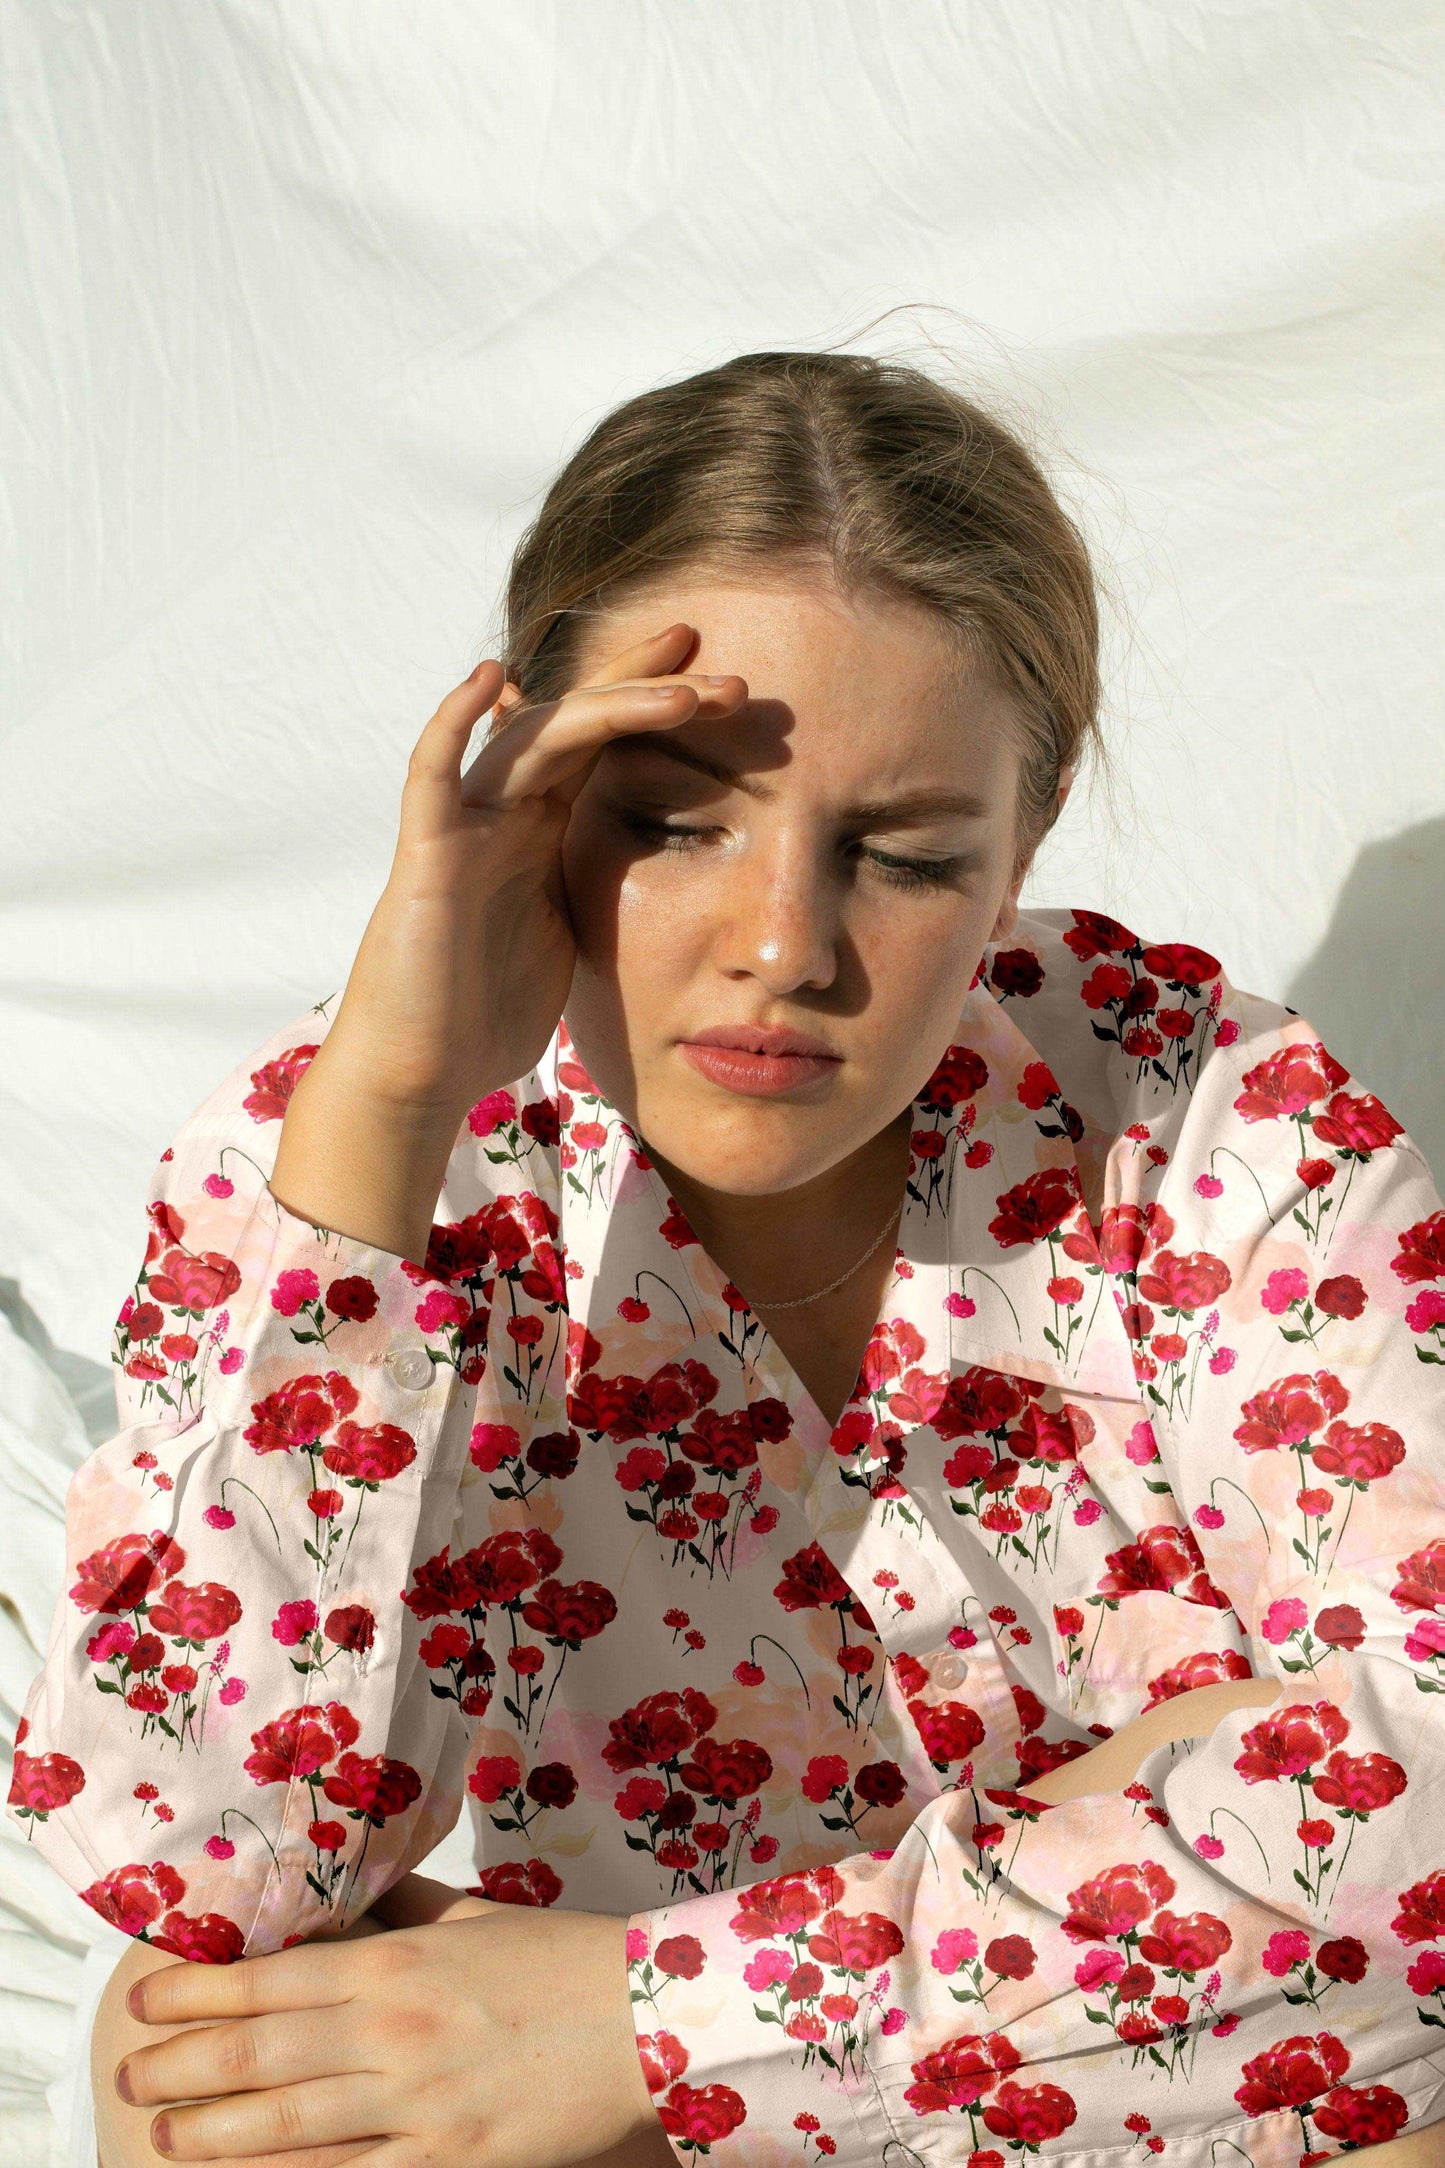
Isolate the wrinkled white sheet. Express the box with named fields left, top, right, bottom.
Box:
left=2, top=2, right=1442, bottom=2156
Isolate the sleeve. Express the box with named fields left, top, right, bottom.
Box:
left=5, top=996, right=563, bottom=1963
left=622, top=976, right=1445, bottom=2164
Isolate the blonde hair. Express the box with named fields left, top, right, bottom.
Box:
left=500, top=347, right=1107, bottom=862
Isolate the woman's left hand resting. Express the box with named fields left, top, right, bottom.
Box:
left=112, top=1875, right=668, bottom=2167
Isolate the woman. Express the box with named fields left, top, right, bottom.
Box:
left=11, top=351, right=1445, bottom=2168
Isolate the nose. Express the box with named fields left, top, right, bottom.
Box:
left=710, top=833, right=838, bottom=995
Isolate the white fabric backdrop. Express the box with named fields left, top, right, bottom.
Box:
left=2, top=3, right=1443, bottom=2152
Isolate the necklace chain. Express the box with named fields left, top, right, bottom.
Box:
left=742, top=1197, right=904, bottom=1312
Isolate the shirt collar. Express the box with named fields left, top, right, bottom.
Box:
left=553, top=953, right=1138, bottom=1427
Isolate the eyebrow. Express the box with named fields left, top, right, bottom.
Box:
left=611, top=734, right=992, bottom=822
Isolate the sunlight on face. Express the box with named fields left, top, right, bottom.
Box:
left=559, top=570, right=1033, bottom=1197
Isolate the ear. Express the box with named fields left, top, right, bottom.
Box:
left=990, top=762, right=1075, bottom=943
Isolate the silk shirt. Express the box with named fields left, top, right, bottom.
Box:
left=11, top=905, right=1445, bottom=2165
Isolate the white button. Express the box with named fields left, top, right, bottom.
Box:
left=385, top=1347, right=436, bottom=1391
left=933, top=1651, right=970, bottom=1691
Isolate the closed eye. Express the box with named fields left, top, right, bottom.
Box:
left=615, top=812, right=970, bottom=892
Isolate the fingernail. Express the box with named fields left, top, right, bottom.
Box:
left=698, top=674, right=731, bottom=686
left=114, top=2062, right=134, bottom=2103
left=125, top=1982, right=146, bottom=2021
left=152, top=2115, right=173, bottom=2156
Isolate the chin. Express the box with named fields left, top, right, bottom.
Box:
left=637, top=1092, right=860, bottom=1198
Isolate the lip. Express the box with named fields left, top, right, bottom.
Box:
left=677, top=1024, right=842, bottom=1100
left=685, top=1024, right=841, bottom=1058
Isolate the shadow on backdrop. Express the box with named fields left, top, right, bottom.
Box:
left=1285, top=816, right=1444, bottom=1189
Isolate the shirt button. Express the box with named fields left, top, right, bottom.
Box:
left=384, top=1347, right=436, bottom=1391
left=933, top=1651, right=970, bottom=1691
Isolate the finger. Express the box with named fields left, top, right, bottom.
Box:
left=460, top=671, right=747, bottom=813
left=119, top=2006, right=361, bottom=2110
left=572, top=619, right=696, bottom=687
left=129, top=1943, right=356, bottom=2027
left=402, top=657, right=509, bottom=791
left=150, top=2072, right=382, bottom=2163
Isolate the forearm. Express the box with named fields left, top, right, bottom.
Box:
left=1022, top=1671, right=1283, bottom=1806
left=269, top=1037, right=462, bottom=1263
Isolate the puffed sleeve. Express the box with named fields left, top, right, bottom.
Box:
left=5, top=998, right=564, bottom=1961
left=624, top=974, right=1445, bottom=2164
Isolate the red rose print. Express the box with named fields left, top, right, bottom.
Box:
left=773, top=1542, right=854, bottom=1612
left=1313, top=2085, right=1409, bottom=2149
left=1064, top=909, right=1135, bottom=961
left=244, top=1702, right=358, bottom=1786
left=983, top=2081, right=1079, bottom=2144
left=324, top=1275, right=379, bottom=1323
left=916, top=1043, right=990, bottom=1114
left=322, top=1421, right=417, bottom=1484
left=807, top=1910, right=905, bottom=1974
left=984, top=1935, right=1036, bottom=1980
left=324, top=1604, right=375, bottom=1653
left=1062, top=1860, right=1176, bottom=1943
left=1098, top=1522, right=1228, bottom=1608
left=70, top=1530, right=186, bottom=1614
left=1136, top=1910, right=1232, bottom=1972
left=1313, top=1605, right=1366, bottom=1651
left=1316, top=1937, right=1369, bottom=1983
left=1140, top=942, right=1220, bottom=991
left=1311, top=1092, right=1402, bottom=1154
left=679, top=1736, right=773, bottom=1804
left=322, top=1752, right=423, bottom=1823
left=853, top=1761, right=907, bottom=1809
left=470, top=1858, right=563, bottom=1907
left=1393, top=1212, right=1445, bottom=1286
left=654, top=1934, right=706, bottom=1979
left=933, top=1367, right=1027, bottom=1441
left=1233, top=1370, right=1349, bottom=1456
left=1233, top=1044, right=1350, bottom=1123
left=904, top=2030, right=1022, bottom=2114
left=1312, top=1421, right=1406, bottom=1485
left=1392, top=1541, right=1445, bottom=1616
left=602, top=1689, right=718, bottom=1774
left=729, top=1867, right=845, bottom=1943
left=8, top=1749, right=85, bottom=1815
left=525, top=1429, right=580, bottom=1479
left=81, top=1860, right=186, bottom=1936
left=152, top=1910, right=245, bottom=1964
left=1311, top=1751, right=1407, bottom=1814
left=146, top=1580, right=243, bottom=1643
left=242, top=1043, right=317, bottom=1121
left=908, top=1697, right=985, bottom=1767
left=1234, top=2032, right=1350, bottom=2115
left=244, top=1374, right=350, bottom=1456
left=145, top=1247, right=242, bottom=1313
left=657, top=2082, right=747, bottom=2146
left=1143, top=1650, right=1253, bottom=1709
left=987, top=1167, right=1081, bottom=1249
left=520, top=1578, right=618, bottom=1646
left=523, top=1762, right=576, bottom=1810
left=468, top=1755, right=522, bottom=1803
left=1235, top=1702, right=1350, bottom=1784
left=1392, top=1871, right=1445, bottom=1944
left=989, top=947, right=1044, bottom=998
left=1136, top=1249, right=1231, bottom=1310
left=446, top=1528, right=564, bottom=1611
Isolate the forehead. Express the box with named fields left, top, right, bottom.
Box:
left=572, top=573, right=1021, bottom=788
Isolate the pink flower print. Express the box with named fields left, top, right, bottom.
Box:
left=1261, top=1598, right=1309, bottom=1645
left=1263, top=1930, right=1312, bottom=1976
left=1208, top=1347, right=1237, bottom=1374
left=1194, top=1175, right=1223, bottom=1199
left=273, top=1600, right=319, bottom=1647
left=468, top=1089, right=517, bottom=1138
left=1194, top=1834, right=1225, bottom=1860
left=204, top=1836, right=235, bottom=1860
left=944, top=1292, right=977, bottom=1319
left=218, top=1677, right=247, bottom=1704
left=218, top=1347, right=245, bottom=1374
left=1194, top=1505, right=1225, bottom=1530
left=1262, top=1269, right=1310, bottom=1316
left=203, top=1506, right=235, bottom=1530
left=414, top=1287, right=470, bottom=1334
left=271, top=1268, right=320, bottom=1318
left=202, top=1174, right=234, bottom=1199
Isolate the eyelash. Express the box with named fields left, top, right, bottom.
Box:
left=616, top=814, right=964, bottom=893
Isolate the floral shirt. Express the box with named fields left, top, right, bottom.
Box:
left=10, top=905, right=1445, bottom=2167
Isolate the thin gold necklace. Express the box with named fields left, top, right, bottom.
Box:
left=742, top=1196, right=904, bottom=1312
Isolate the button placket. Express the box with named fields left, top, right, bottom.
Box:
left=385, top=1346, right=437, bottom=1391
